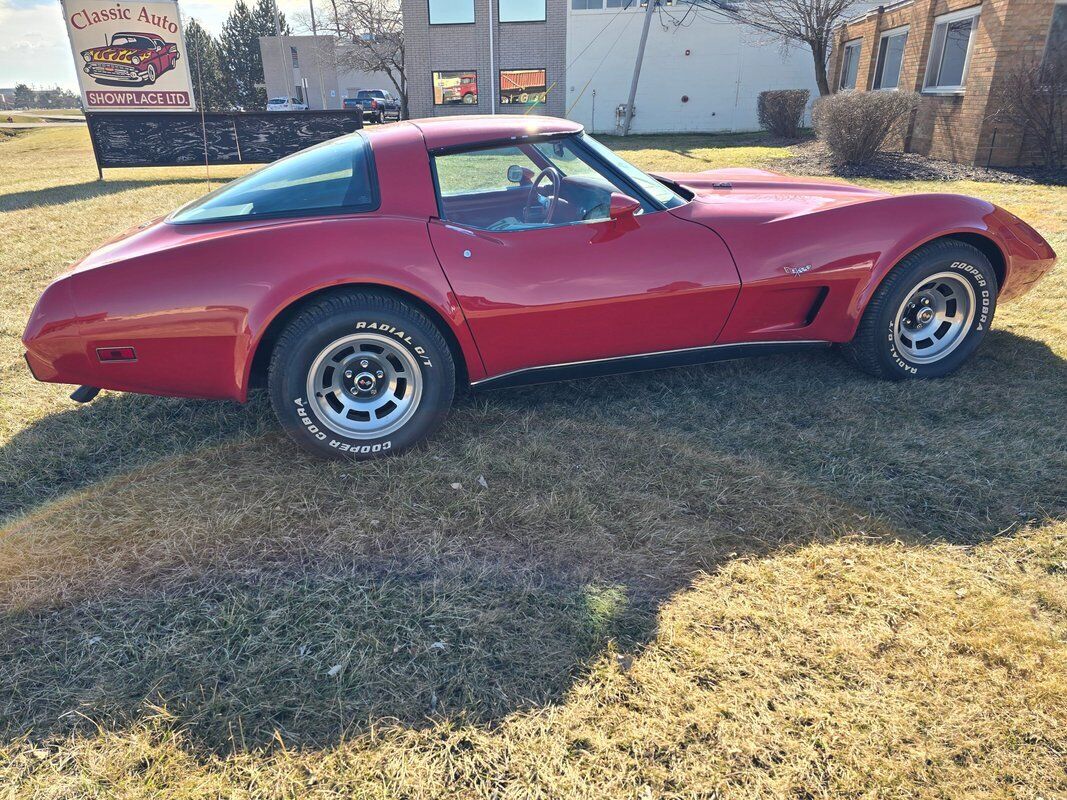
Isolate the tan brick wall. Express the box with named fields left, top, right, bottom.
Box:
left=830, top=0, right=1061, bottom=166
left=401, top=0, right=567, bottom=119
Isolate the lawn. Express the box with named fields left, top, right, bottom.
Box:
left=0, top=126, right=1064, bottom=798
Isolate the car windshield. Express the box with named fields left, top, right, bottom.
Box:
left=579, top=133, right=686, bottom=208
left=356, top=91, right=380, bottom=99
left=111, top=35, right=156, bottom=49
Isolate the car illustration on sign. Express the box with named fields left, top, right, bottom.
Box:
left=80, top=31, right=180, bottom=85
left=23, top=116, right=1058, bottom=460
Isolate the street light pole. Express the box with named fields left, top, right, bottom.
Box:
left=621, top=0, right=656, bottom=136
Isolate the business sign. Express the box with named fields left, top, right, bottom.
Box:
left=62, top=0, right=196, bottom=111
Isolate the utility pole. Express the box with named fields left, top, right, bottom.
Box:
left=621, top=0, right=656, bottom=136
left=275, top=0, right=294, bottom=104
left=308, top=0, right=328, bottom=108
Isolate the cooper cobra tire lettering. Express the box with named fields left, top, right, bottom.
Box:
left=269, top=290, right=455, bottom=460
left=841, top=241, right=998, bottom=381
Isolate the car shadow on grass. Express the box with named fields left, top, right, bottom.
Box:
left=0, top=329, right=1064, bottom=753
left=0, top=178, right=221, bottom=213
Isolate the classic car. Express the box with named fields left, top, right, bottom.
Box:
left=81, top=31, right=179, bottom=85
left=23, top=116, right=1057, bottom=459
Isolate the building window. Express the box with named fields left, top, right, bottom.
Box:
left=429, top=0, right=475, bottom=24
left=499, top=69, right=547, bottom=105
left=433, top=71, right=478, bottom=105
left=839, top=40, right=862, bottom=90
left=290, top=46, right=299, bottom=69
left=499, top=0, right=546, bottom=21
left=605, top=0, right=636, bottom=8
left=924, top=7, right=981, bottom=93
left=873, top=26, right=908, bottom=89
left=1043, top=2, right=1066, bottom=76
left=572, top=0, right=604, bottom=8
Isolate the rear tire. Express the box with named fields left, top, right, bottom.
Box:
left=842, top=239, right=997, bottom=380
left=268, top=291, right=455, bottom=459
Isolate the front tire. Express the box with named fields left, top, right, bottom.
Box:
left=268, top=291, right=455, bottom=459
left=843, top=239, right=997, bottom=380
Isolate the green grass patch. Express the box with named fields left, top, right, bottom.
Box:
left=0, top=126, right=1064, bottom=797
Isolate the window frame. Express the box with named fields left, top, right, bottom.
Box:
left=432, top=70, right=479, bottom=106
left=427, top=133, right=672, bottom=232
left=427, top=0, right=476, bottom=25
left=873, top=25, right=909, bottom=90
left=166, top=133, right=380, bottom=226
left=571, top=0, right=605, bottom=9
left=498, top=68, right=548, bottom=105
left=498, top=0, right=547, bottom=22
left=839, top=39, right=862, bottom=90
left=923, top=6, right=981, bottom=95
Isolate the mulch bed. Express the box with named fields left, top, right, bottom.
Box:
left=779, top=141, right=1066, bottom=186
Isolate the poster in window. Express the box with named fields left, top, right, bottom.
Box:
left=499, top=69, right=547, bottom=105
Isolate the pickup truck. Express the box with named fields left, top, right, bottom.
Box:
left=342, top=89, right=402, bottom=123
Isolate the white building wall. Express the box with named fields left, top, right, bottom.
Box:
left=260, top=36, right=395, bottom=110
left=566, top=6, right=820, bottom=133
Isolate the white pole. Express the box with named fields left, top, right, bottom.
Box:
left=487, top=0, right=496, bottom=113
left=274, top=0, right=294, bottom=104
left=622, top=0, right=656, bottom=135
left=309, top=0, right=328, bottom=108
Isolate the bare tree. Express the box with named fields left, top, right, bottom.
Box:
left=691, top=0, right=865, bottom=96
left=331, top=0, right=407, bottom=118
left=991, top=58, right=1066, bottom=169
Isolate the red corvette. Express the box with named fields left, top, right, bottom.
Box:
left=23, top=116, right=1057, bottom=458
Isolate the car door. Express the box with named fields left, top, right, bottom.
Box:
left=428, top=139, right=741, bottom=378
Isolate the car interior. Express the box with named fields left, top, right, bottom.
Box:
left=434, top=138, right=647, bottom=231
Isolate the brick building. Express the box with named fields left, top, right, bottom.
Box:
left=828, top=0, right=1065, bottom=166
left=401, top=0, right=568, bottom=118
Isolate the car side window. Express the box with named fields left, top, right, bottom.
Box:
left=433, top=137, right=640, bottom=232
left=169, top=134, right=377, bottom=224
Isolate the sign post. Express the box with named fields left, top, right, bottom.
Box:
left=61, top=0, right=197, bottom=177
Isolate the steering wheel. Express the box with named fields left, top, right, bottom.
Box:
left=523, top=167, right=562, bottom=224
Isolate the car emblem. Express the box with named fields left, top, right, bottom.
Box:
left=784, top=264, right=814, bottom=275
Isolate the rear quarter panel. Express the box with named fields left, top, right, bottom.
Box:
left=63, top=215, right=481, bottom=400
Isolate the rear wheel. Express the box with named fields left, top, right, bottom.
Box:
left=268, top=291, right=455, bottom=459
left=843, top=239, right=997, bottom=380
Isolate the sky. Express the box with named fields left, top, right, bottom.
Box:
left=0, top=0, right=310, bottom=90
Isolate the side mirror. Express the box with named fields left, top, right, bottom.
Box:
left=608, top=192, right=641, bottom=221
left=507, top=164, right=534, bottom=185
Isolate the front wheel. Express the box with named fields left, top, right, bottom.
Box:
left=843, top=239, right=997, bottom=380
left=268, top=291, right=455, bottom=459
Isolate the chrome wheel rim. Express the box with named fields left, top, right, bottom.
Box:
left=893, top=272, right=975, bottom=365
left=306, top=333, right=423, bottom=439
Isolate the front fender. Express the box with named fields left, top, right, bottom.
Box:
left=713, top=192, right=1053, bottom=345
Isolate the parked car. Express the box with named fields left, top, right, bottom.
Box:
left=80, top=31, right=179, bottom=86
left=23, top=116, right=1057, bottom=459
left=266, top=97, right=308, bottom=112
left=343, top=90, right=401, bottom=123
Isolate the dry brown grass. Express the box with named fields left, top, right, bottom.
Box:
left=0, top=126, right=1065, bottom=798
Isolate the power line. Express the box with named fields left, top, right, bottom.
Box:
left=566, top=7, right=641, bottom=117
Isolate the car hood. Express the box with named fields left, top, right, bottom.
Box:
left=656, top=168, right=888, bottom=225
left=83, top=46, right=151, bottom=63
